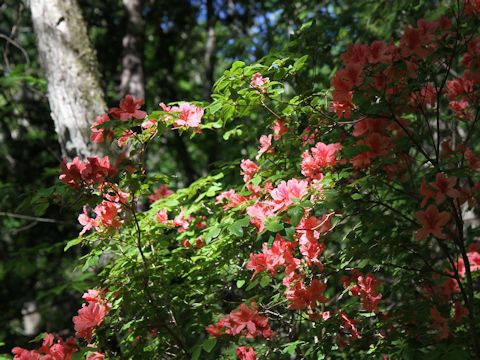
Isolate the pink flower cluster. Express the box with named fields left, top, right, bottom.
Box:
left=206, top=301, right=273, bottom=339
left=250, top=72, right=269, bottom=89
left=72, top=289, right=111, bottom=342
left=59, top=156, right=117, bottom=189
left=301, top=142, right=342, bottom=180
left=12, top=333, right=77, bottom=360
left=148, top=184, right=174, bottom=203
left=160, top=102, right=204, bottom=130
left=78, top=186, right=128, bottom=235
left=342, top=271, right=382, bottom=313
left=236, top=346, right=256, bottom=360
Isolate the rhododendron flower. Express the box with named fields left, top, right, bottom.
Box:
left=174, top=102, right=204, bottom=129
left=109, top=95, right=147, bottom=120
left=352, top=117, right=388, bottom=137
left=117, top=129, right=135, bottom=147
left=246, top=234, right=299, bottom=278
left=415, top=205, right=451, bottom=240
left=240, top=159, right=259, bottom=183
left=338, top=310, right=361, bottom=340
left=90, top=113, right=112, bottom=143
left=60, top=156, right=117, bottom=189
left=456, top=242, right=480, bottom=277
left=78, top=206, right=96, bottom=235
left=301, top=142, right=342, bottom=179
left=256, top=134, right=273, bottom=160
left=160, top=102, right=204, bottom=129
left=206, top=301, right=272, bottom=339
left=73, top=302, right=107, bottom=342
left=12, top=333, right=77, bottom=360
left=453, top=302, right=469, bottom=323
left=236, top=346, right=256, bottom=360
left=420, top=179, right=435, bottom=208
left=250, top=72, right=269, bottom=88
left=173, top=208, right=192, bottom=233
left=246, top=200, right=276, bottom=232
left=286, top=278, right=328, bottom=310
left=216, top=189, right=249, bottom=210
left=272, top=120, right=288, bottom=140
left=346, top=272, right=382, bottom=313
left=431, top=173, right=459, bottom=204
left=465, top=148, right=480, bottom=171
left=148, top=184, right=174, bottom=203
left=270, top=178, right=308, bottom=211
left=87, top=352, right=105, bottom=360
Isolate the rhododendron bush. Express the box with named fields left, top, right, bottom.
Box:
left=14, top=3, right=480, bottom=359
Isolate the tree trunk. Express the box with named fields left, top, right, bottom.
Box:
left=29, top=0, right=106, bottom=158
left=119, top=0, right=145, bottom=99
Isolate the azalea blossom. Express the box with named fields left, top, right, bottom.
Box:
left=256, top=134, right=273, bottom=160
left=72, top=302, right=107, bottom=342
left=250, top=72, right=269, bottom=89
left=415, top=205, right=451, bottom=240
left=236, top=346, right=256, bottom=360
left=109, top=95, right=147, bottom=120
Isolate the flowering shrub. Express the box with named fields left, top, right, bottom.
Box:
left=14, top=2, right=480, bottom=359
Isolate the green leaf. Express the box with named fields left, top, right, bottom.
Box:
left=265, top=218, right=284, bottom=233
left=64, top=237, right=83, bottom=252
left=288, top=206, right=304, bottom=227
left=236, top=279, right=246, bottom=288
left=228, top=222, right=244, bottom=237
left=202, top=338, right=217, bottom=353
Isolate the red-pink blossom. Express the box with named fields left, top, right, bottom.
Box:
left=256, top=134, right=273, bottom=160
left=415, top=205, right=451, bottom=240
left=301, top=142, right=342, bottom=179
left=90, top=113, right=112, bottom=143
left=109, top=95, right=147, bottom=121
left=272, top=120, right=288, bottom=140
left=250, top=73, right=269, bottom=88
left=240, top=159, right=259, bottom=183
left=206, top=301, right=272, bottom=339
left=148, top=184, right=174, bottom=203
left=286, top=278, right=328, bottom=310
left=270, top=178, right=309, bottom=211
left=73, top=302, right=107, bottom=342
left=236, top=346, right=256, bottom=360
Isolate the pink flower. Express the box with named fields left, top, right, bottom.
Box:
left=73, top=302, right=107, bottom=342
left=90, top=113, right=112, bottom=143
left=246, top=234, right=299, bottom=278
left=87, top=352, right=105, bottom=360
left=12, top=333, right=77, bottom=360
left=174, top=102, right=204, bottom=129
left=415, top=205, right=451, bottom=240
left=250, top=73, right=269, bottom=88
left=431, top=173, right=459, bottom=204
left=236, top=346, right=256, bottom=360
left=256, top=134, right=273, bottom=160
left=109, top=95, right=147, bottom=121
left=246, top=201, right=276, bottom=232
left=148, top=184, right=174, bottom=203
left=338, top=310, right=361, bottom=340
left=216, top=189, right=249, bottom=210
left=207, top=301, right=272, bottom=339
left=286, top=278, right=328, bottom=310
left=240, top=159, right=259, bottom=183
left=301, top=142, right=342, bottom=179
left=155, top=209, right=170, bottom=224
left=272, top=120, right=288, bottom=140
left=78, top=206, right=96, bottom=236
left=270, top=178, right=309, bottom=211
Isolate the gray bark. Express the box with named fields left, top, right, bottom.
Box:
left=119, top=0, right=145, bottom=99
left=29, top=0, right=107, bottom=158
